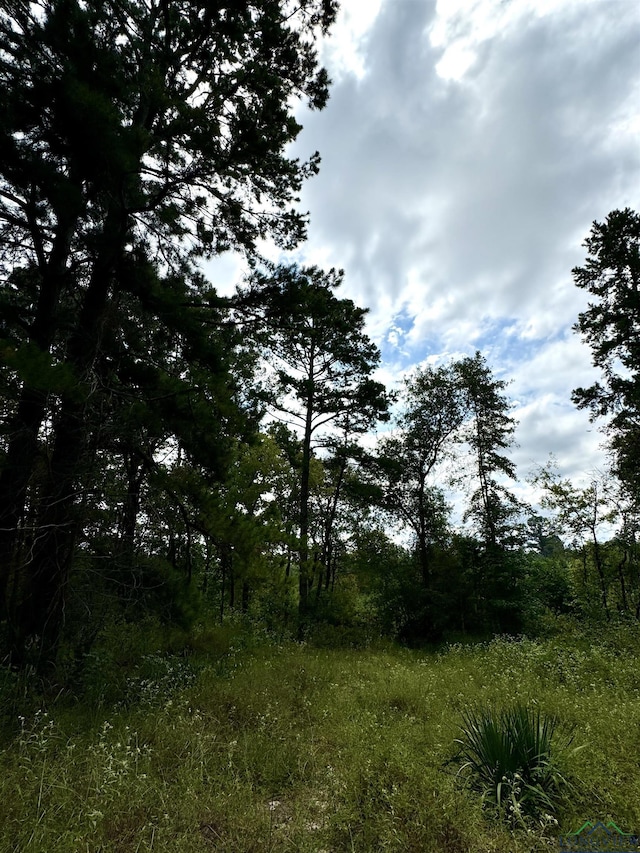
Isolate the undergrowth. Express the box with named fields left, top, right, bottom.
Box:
left=0, top=621, right=639, bottom=851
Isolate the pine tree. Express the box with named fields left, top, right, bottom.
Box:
left=240, top=264, right=389, bottom=615
left=0, top=0, right=337, bottom=667
left=572, top=209, right=640, bottom=498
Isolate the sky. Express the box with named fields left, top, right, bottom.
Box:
left=209, top=0, right=640, bottom=510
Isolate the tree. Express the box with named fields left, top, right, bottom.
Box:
left=454, top=353, right=526, bottom=633
left=572, top=209, right=640, bottom=497
left=377, top=362, right=466, bottom=587
left=200, top=433, right=293, bottom=621
left=457, top=352, right=520, bottom=548
left=241, top=264, right=390, bottom=615
left=0, top=0, right=337, bottom=667
left=370, top=354, right=525, bottom=637
left=535, top=463, right=640, bottom=620
left=536, top=466, right=613, bottom=618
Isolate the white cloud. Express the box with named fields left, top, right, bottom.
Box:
left=208, top=0, right=640, bottom=511
left=320, top=0, right=384, bottom=81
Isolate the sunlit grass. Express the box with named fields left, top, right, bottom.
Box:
left=1, top=624, right=640, bottom=851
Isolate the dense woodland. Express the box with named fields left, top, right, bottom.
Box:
left=1, top=0, right=640, bottom=683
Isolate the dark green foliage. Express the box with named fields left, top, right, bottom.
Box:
left=350, top=531, right=484, bottom=643
left=239, top=264, right=390, bottom=617
left=457, top=352, right=521, bottom=548
left=572, top=209, right=640, bottom=499
left=366, top=354, right=527, bottom=642
left=354, top=532, right=574, bottom=644
left=376, top=361, right=465, bottom=594
left=452, top=540, right=528, bottom=636
left=0, top=0, right=337, bottom=668
left=453, top=704, right=574, bottom=824
left=523, top=554, right=573, bottom=619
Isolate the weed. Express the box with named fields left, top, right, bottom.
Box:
left=1, top=628, right=640, bottom=851
left=452, top=703, right=576, bottom=824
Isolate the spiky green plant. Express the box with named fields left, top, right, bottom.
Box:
left=453, top=704, right=574, bottom=824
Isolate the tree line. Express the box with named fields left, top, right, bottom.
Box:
left=0, top=1, right=639, bottom=674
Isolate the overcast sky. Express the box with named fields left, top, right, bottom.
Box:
left=209, top=0, right=640, bottom=508
left=283, top=0, right=640, bottom=498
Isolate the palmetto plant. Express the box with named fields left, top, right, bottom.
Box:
left=453, top=704, right=575, bottom=823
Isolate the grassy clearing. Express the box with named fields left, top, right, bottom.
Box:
left=1, top=625, right=640, bottom=852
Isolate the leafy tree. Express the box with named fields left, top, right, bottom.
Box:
left=312, top=424, right=381, bottom=602
left=346, top=528, right=415, bottom=638
left=525, top=515, right=564, bottom=558
left=523, top=552, right=573, bottom=618
left=572, top=209, right=640, bottom=498
left=370, top=354, right=526, bottom=637
left=605, top=481, right=640, bottom=618
left=377, top=362, right=465, bottom=587
left=520, top=515, right=572, bottom=620
left=241, top=264, right=390, bottom=615
left=535, top=463, right=640, bottom=620
left=201, top=434, right=293, bottom=620
left=535, top=465, right=615, bottom=619
left=0, top=0, right=337, bottom=667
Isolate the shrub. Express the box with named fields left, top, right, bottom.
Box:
left=452, top=703, right=575, bottom=825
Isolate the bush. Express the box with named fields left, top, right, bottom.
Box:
left=452, top=703, right=576, bottom=825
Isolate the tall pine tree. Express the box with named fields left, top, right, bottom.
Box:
left=0, top=0, right=337, bottom=667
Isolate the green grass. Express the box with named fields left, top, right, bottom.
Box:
left=1, top=624, right=640, bottom=851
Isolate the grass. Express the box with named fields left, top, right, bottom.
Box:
left=1, top=624, right=640, bottom=851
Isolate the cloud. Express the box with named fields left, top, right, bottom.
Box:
left=285, top=0, right=640, bottom=495
left=297, top=0, right=639, bottom=322
left=199, top=1, right=639, bottom=516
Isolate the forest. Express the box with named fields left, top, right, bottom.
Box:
left=1, top=2, right=640, bottom=850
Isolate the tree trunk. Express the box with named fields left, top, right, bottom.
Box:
left=14, top=406, right=84, bottom=665
left=298, top=351, right=315, bottom=617
left=10, top=209, right=127, bottom=668
left=0, top=217, right=77, bottom=638
left=416, top=472, right=430, bottom=587
left=616, top=549, right=629, bottom=613
left=117, top=451, right=151, bottom=594
left=591, top=533, right=610, bottom=620
left=219, top=543, right=231, bottom=623
left=320, top=451, right=347, bottom=595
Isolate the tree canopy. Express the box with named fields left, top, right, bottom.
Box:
left=572, top=208, right=640, bottom=498
left=0, top=0, right=337, bottom=667
left=240, top=263, right=390, bottom=612
left=2, top=4, right=639, bottom=670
